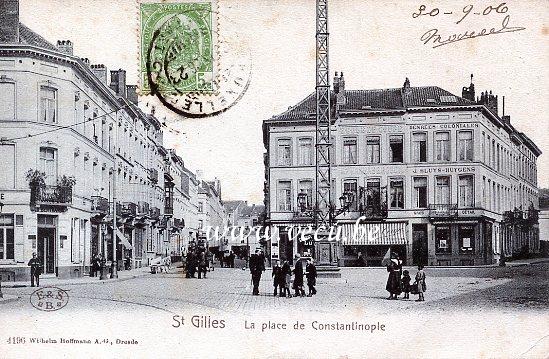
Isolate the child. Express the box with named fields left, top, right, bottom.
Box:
left=272, top=261, right=284, bottom=296
left=415, top=265, right=426, bottom=302
left=282, top=260, right=292, bottom=298
left=401, top=270, right=411, bottom=299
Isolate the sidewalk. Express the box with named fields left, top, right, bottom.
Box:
left=1, top=265, right=152, bottom=288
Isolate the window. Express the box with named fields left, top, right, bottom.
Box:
left=298, top=180, right=313, bottom=210
left=198, top=202, right=203, bottom=213
left=435, top=226, right=451, bottom=254
left=435, top=176, right=451, bottom=205
left=389, top=179, right=404, bottom=209
left=0, top=214, right=15, bottom=260
left=39, top=147, right=57, bottom=186
left=277, top=181, right=292, bottom=211
left=413, top=177, right=428, bottom=208
left=412, top=132, right=427, bottom=162
left=365, top=179, right=381, bottom=208
left=298, top=138, right=313, bottom=165
left=366, top=136, right=380, bottom=163
left=458, top=225, right=475, bottom=254
left=458, top=175, right=474, bottom=208
left=434, top=132, right=450, bottom=161
left=0, top=82, right=15, bottom=120
left=0, top=144, right=15, bottom=189
left=389, top=135, right=403, bottom=163
left=277, top=139, right=292, bottom=166
left=198, top=220, right=203, bottom=229
left=343, top=138, right=357, bottom=164
left=40, top=86, right=57, bottom=123
left=343, top=179, right=358, bottom=210
left=457, top=130, right=473, bottom=161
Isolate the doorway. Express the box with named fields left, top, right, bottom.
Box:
left=412, top=224, right=428, bottom=266
left=37, top=215, right=57, bottom=275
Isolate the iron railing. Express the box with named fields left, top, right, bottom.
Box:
left=137, top=201, right=150, bottom=216
left=31, top=185, right=72, bottom=206
left=91, top=196, right=109, bottom=215
left=428, top=204, right=458, bottom=218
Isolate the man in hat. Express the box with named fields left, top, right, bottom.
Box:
left=249, top=249, right=265, bottom=295
left=292, top=254, right=305, bottom=297
left=28, top=252, right=42, bottom=287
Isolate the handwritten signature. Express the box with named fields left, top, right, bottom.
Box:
left=420, top=14, right=525, bottom=48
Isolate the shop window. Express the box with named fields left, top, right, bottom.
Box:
left=343, top=137, right=357, bottom=164
left=412, top=132, right=427, bottom=162
left=389, top=179, right=404, bottom=209
left=413, top=177, right=428, bottom=208
left=435, top=226, right=451, bottom=254
left=389, top=135, right=403, bottom=163
left=0, top=214, right=15, bottom=260
left=366, top=136, right=380, bottom=163
left=459, top=225, right=475, bottom=254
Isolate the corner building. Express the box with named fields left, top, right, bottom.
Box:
left=263, top=74, right=541, bottom=266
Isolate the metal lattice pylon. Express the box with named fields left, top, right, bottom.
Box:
left=315, top=0, right=332, bottom=229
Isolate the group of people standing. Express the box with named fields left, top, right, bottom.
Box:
left=271, top=254, right=317, bottom=298
left=185, top=246, right=210, bottom=279
left=386, top=252, right=426, bottom=301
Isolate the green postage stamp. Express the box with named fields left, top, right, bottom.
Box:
left=140, top=1, right=215, bottom=94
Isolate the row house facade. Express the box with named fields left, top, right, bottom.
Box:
left=223, top=200, right=266, bottom=257
left=0, top=3, right=206, bottom=280
left=263, top=73, right=541, bottom=266
left=197, top=179, right=227, bottom=251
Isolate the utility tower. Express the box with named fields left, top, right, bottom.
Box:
left=315, top=0, right=332, bottom=230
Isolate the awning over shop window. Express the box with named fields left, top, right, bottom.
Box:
left=341, top=222, right=407, bottom=245
left=115, top=227, right=133, bottom=249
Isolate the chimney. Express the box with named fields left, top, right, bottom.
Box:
left=90, top=64, right=108, bottom=86
left=126, top=85, right=138, bottom=104
left=336, top=72, right=346, bottom=105
left=478, top=90, right=498, bottom=115
left=0, top=0, right=19, bottom=43
left=56, top=40, right=73, bottom=55
left=502, top=115, right=511, bottom=125
left=109, top=69, right=126, bottom=97
left=461, top=73, right=475, bottom=101
left=333, top=71, right=340, bottom=93
left=80, top=58, right=90, bottom=68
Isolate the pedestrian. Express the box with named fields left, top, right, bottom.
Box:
left=229, top=251, right=235, bottom=268
left=272, top=260, right=284, bottom=296
left=282, top=260, right=292, bottom=298
left=305, top=259, right=317, bottom=296
left=401, top=270, right=411, bottom=299
left=385, top=252, right=402, bottom=300
left=249, top=249, right=265, bottom=295
left=292, top=254, right=305, bottom=297
left=415, top=265, right=426, bottom=302
left=198, top=250, right=207, bottom=279
left=27, top=253, right=42, bottom=287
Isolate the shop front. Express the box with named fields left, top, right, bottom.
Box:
left=340, top=221, right=408, bottom=267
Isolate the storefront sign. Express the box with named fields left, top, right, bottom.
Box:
left=409, top=122, right=479, bottom=130
left=412, top=166, right=476, bottom=174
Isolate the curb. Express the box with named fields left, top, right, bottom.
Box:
left=1, top=271, right=151, bottom=288
left=0, top=295, right=22, bottom=304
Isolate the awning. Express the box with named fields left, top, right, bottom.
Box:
left=341, top=222, right=407, bottom=245
left=115, top=228, right=133, bottom=249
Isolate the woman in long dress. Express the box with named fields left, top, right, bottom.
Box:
left=415, top=265, right=426, bottom=302
left=385, top=254, right=402, bottom=299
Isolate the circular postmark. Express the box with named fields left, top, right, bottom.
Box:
left=30, top=286, right=69, bottom=312
left=144, top=8, right=252, bottom=118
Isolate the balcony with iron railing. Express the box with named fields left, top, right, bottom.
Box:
left=150, top=206, right=161, bottom=220
left=138, top=201, right=150, bottom=216
left=30, top=185, right=72, bottom=209
left=428, top=204, right=458, bottom=218
left=121, top=202, right=137, bottom=217
left=91, top=196, right=109, bottom=216
left=149, top=168, right=159, bottom=184
left=359, top=203, right=388, bottom=220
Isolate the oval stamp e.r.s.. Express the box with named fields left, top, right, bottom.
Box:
left=30, top=287, right=69, bottom=311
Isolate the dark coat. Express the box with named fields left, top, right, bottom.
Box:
left=28, top=257, right=42, bottom=275
left=401, top=274, right=411, bottom=292
left=293, top=261, right=304, bottom=287
left=385, top=260, right=402, bottom=294
left=272, top=265, right=284, bottom=286
left=306, top=263, right=317, bottom=286
left=249, top=254, right=265, bottom=274
left=281, top=262, right=292, bottom=277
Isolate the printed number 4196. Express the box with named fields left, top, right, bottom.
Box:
left=7, top=337, right=26, bottom=344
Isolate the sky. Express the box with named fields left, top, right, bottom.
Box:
left=20, top=0, right=549, bottom=204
